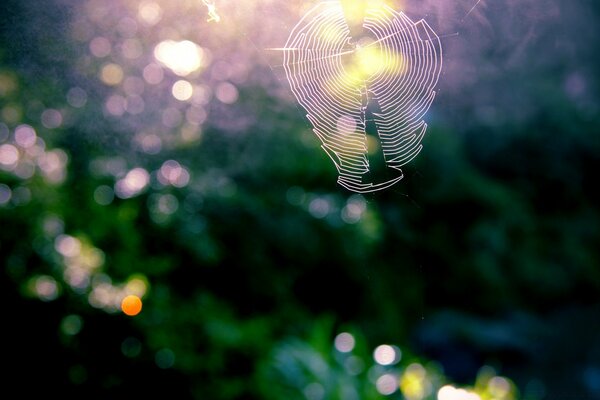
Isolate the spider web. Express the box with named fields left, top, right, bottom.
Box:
left=278, top=1, right=443, bottom=193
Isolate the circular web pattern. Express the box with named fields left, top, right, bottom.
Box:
left=283, top=2, right=442, bottom=193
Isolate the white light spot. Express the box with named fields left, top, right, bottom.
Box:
left=14, top=124, right=37, bottom=148
left=341, top=194, right=367, bottom=224
left=55, top=234, right=82, bottom=258
left=437, top=386, right=481, bottom=400
left=438, top=386, right=456, bottom=400
left=215, top=82, right=238, bottom=104
left=157, top=160, right=190, bottom=187
left=309, top=197, right=330, bottom=219
left=172, top=80, right=194, bottom=101
left=334, top=332, right=355, bottom=353
left=373, top=344, right=399, bottom=366
left=138, top=1, right=163, bottom=26
left=376, top=373, right=398, bottom=395
left=115, top=167, right=150, bottom=199
left=34, top=275, right=59, bottom=301
left=0, top=144, right=19, bottom=169
left=38, top=149, right=68, bottom=184
left=154, top=40, right=205, bottom=77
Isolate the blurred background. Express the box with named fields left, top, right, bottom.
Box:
left=1, top=0, right=599, bottom=398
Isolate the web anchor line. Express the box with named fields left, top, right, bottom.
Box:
left=462, top=0, right=484, bottom=22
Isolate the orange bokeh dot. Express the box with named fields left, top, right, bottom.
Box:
left=121, top=295, right=143, bottom=316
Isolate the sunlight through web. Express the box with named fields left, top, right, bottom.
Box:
left=277, top=1, right=443, bottom=193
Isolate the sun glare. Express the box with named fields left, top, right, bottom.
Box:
left=153, top=40, right=205, bottom=77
